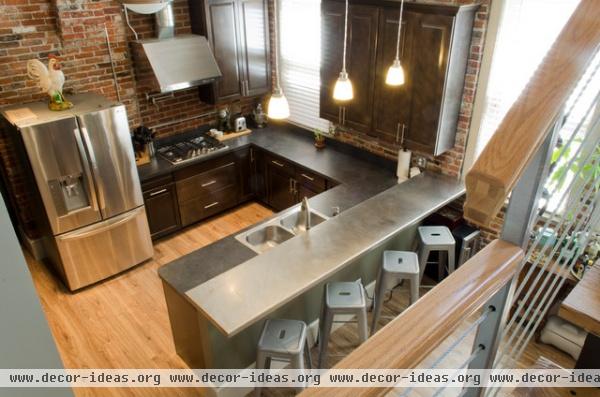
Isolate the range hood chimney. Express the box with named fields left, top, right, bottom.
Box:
left=129, top=2, right=221, bottom=93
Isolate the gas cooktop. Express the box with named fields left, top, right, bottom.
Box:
left=157, top=134, right=228, bottom=165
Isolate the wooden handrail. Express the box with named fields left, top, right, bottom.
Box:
left=463, top=0, right=600, bottom=227
left=299, top=239, right=523, bottom=397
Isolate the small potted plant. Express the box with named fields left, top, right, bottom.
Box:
left=314, top=129, right=326, bottom=149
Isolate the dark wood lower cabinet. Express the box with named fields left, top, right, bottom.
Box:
left=142, top=146, right=333, bottom=239
left=266, top=164, right=296, bottom=211
left=142, top=176, right=181, bottom=240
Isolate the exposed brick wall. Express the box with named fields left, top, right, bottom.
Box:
left=1, top=0, right=501, bottom=241
left=0, top=0, right=262, bottom=238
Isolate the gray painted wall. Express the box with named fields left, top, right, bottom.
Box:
left=0, top=195, right=72, bottom=397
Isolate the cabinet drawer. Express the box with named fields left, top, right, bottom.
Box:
left=142, top=174, right=174, bottom=192
left=296, top=168, right=327, bottom=191
left=266, top=154, right=295, bottom=176
left=176, top=161, right=237, bottom=203
left=179, top=185, right=238, bottom=226
left=143, top=183, right=181, bottom=239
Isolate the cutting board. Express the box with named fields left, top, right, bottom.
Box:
left=216, top=129, right=252, bottom=142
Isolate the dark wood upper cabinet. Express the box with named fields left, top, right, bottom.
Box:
left=320, top=2, right=378, bottom=131
left=189, top=0, right=271, bottom=103
left=343, top=5, right=380, bottom=133
left=406, top=13, right=453, bottom=154
left=372, top=9, right=414, bottom=142
left=320, top=0, right=478, bottom=156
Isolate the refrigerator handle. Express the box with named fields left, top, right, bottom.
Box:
left=73, top=128, right=99, bottom=211
left=80, top=126, right=106, bottom=211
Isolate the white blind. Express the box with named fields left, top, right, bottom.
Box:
left=279, top=0, right=330, bottom=131
left=476, top=0, right=581, bottom=155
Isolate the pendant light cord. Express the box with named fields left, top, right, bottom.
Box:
left=342, top=0, right=349, bottom=73
left=395, top=0, right=404, bottom=61
left=273, top=0, right=282, bottom=90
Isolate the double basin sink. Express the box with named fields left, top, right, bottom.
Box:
left=235, top=206, right=330, bottom=254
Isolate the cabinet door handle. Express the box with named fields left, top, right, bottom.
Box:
left=293, top=179, right=298, bottom=195
left=271, top=160, right=285, bottom=167
left=301, top=173, right=314, bottom=182
left=204, top=201, right=220, bottom=209
left=201, top=180, right=217, bottom=187
left=250, top=148, right=254, bottom=163
left=289, top=178, right=294, bottom=194
left=149, top=188, right=167, bottom=197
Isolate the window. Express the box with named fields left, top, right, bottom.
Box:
left=278, top=0, right=330, bottom=132
left=475, top=0, right=581, bottom=156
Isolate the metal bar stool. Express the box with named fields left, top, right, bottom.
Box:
left=371, top=250, right=420, bottom=334
left=317, top=281, right=368, bottom=368
left=417, top=226, right=456, bottom=282
left=255, top=318, right=311, bottom=397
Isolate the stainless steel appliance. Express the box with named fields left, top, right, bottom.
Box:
left=234, top=116, right=247, bottom=132
left=1, top=93, right=153, bottom=290
left=157, top=134, right=228, bottom=164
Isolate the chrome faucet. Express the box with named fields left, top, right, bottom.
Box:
left=298, top=196, right=311, bottom=231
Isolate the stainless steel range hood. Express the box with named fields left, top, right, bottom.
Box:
left=130, top=3, right=221, bottom=93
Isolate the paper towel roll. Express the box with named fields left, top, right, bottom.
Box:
left=396, top=149, right=411, bottom=183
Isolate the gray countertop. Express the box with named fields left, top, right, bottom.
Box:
left=153, top=123, right=464, bottom=337
left=156, top=124, right=399, bottom=293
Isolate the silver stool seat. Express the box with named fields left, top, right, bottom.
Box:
left=417, top=226, right=456, bottom=282
left=371, top=251, right=420, bottom=334
left=255, top=318, right=311, bottom=397
left=317, top=281, right=368, bottom=368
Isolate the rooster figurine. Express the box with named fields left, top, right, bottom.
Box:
left=27, top=54, right=73, bottom=111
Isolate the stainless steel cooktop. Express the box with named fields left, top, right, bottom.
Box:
left=157, top=134, right=228, bottom=164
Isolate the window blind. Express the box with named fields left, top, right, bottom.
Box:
left=476, top=0, right=580, bottom=155
left=279, top=0, right=330, bottom=132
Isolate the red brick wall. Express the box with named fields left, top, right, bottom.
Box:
left=0, top=0, right=260, bottom=238
left=1, top=0, right=500, bottom=240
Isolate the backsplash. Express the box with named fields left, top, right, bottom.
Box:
left=0, top=0, right=261, bottom=238
left=0, top=0, right=497, bottom=241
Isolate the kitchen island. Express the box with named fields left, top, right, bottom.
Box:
left=152, top=124, right=465, bottom=376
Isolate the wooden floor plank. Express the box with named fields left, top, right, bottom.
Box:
left=23, top=201, right=574, bottom=397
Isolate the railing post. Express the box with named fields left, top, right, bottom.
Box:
left=462, top=120, right=560, bottom=397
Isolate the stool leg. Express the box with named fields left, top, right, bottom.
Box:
left=291, top=351, right=306, bottom=391
left=447, top=246, right=456, bottom=274
left=304, top=337, right=313, bottom=370
left=418, top=246, right=431, bottom=283
left=317, top=309, right=333, bottom=368
left=357, top=307, right=369, bottom=344
left=409, top=273, right=419, bottom=305
left=254, top=351, right=269, bottom=397
left=438, top=250, right=446, bottom=280
left=370, top=270, right=387, bottom=335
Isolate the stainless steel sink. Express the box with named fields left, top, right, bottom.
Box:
left=235, top=205, right=331, bottom=254
left=242, top=225, right=294, bottom=254
left=280, top=210, right=328, bottom=234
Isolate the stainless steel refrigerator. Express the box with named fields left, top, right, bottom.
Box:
left=1, top=93, right=153, bottom=290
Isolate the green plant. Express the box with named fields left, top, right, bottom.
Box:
left=314, top=129, right=326, bottom=141
left=550, top=136, right=600, bottom=192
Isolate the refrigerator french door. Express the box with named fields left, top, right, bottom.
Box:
left=4, top=94, right=153, bottom=290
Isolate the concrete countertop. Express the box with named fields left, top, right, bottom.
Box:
left=185, top=173, right=464, bottom=336
left=150, top=123, right=464, bottom=337
left=155, top=124, right=399, bottom=293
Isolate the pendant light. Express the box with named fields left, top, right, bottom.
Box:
left=333, top=0, right=353, bottom=101
left=386, top=0, right=405, bottom=86
left=268, top=0, right=290, bottom=119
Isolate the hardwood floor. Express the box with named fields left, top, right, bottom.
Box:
left=24, top=201, right=576, bottom=397
left=25, top=202, right=274, bottom=397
